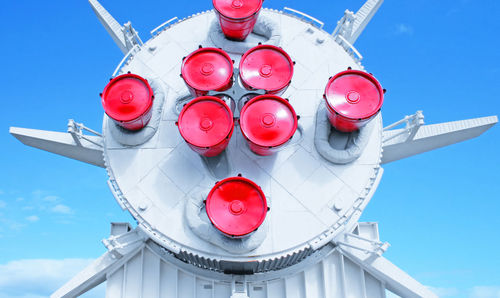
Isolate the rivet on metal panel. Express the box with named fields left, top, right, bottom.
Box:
left=334, top=197, right=345, bottom=211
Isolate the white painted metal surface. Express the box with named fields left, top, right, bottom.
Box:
left=102, top=8, right=383, bottom=269
left=8, top=0, right=497, bottom=297
left=382, top=115, right=498, bottom=164
left=332, top=0, right=384, bottom=46
left=53, top=222, right=436, bottom=298
left=9, top=124, right=105, bottom=168
left=88, top=0, right=128, bottom=54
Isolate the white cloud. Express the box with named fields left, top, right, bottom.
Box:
left=25, top=216, right=39, bottom=222
left=31, top=190, right=43, bottom=197
left=469, top=286, right=500, bottom=298
left=15, top=197, right=24, bottom=202
left=427, top=286, right=460, bottom=297
left=395, top=23, right=414, bottom=35
left=0, top=190, right=4, bottom=195
left=0, top=201, right=6, bottom=209
left=50, top=204, right=73, bottom=215
left=0, top=258, right=101, bottom=298
left=42, top=196, right=59, bottom=202
left=0, top=219, right=25, bottom=231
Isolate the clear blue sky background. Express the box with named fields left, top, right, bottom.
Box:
left=0, top=0, right=499, bottom=297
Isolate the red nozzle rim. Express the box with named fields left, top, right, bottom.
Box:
left=101, top=73, right=154, bottom=122
left=239, top=44, right=294, bottom=93
left=324, top=69, right=384, bottom=120
left=212, top=0, right=263, bottom=20
left=239, top=94, right=298, bottom=147
left=178, top=96, right=234, bottom=148
left=206, top=176, right=267, bottom=237
left=181, top=47, right=234, bottom=93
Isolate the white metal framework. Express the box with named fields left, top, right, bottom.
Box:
left=53, top=222, right=435, bottom=298
left=9, top=0, right=497, bottom=298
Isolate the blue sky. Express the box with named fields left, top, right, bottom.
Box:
left=0, top=0, right=499, bottom=297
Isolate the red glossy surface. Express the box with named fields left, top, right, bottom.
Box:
left=101, top=73, right=154, bottom=131
left=181, top=48, right=233, bottom=97
left=324, top=104, right=371, bottom=132
left=324, top=70, right=384, bottom=132
left=206, top=177, right=267, bottom=237
left=240, top=95, right=298, bottom=155
left=213, top=0, right=262, bottom=19
left=239, top=45, right=294, bottom=95
left=217, top=15, right=259, bottom=41
left=213, top=0, right=262, bottom=40
left=178, top=96, right=234, bottom=157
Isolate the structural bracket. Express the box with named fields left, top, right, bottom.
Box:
left=333, top=0, right=384, bottom=45
left=336, top=232, right=390, bottom=256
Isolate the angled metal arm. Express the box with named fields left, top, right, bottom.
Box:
left=335, top=223, right=437, bottom=298
left=10, top=120, right=105, bottom=168
left=89, top=0, right=142, bottom=54
left=51, top=225, right=146, bottom=298
left=340, top=247, right=438, bottom=298
left=350, top=0, right=384, bottom=44
left=382, top=114, right=498, bottom=164
left=89, top=0, right=128, bottom=54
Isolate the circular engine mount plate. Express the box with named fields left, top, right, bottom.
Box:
left=103, top=9, right=383, bottom=270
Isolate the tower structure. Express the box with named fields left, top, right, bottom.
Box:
left=9, top=1, right=497, bottom=297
